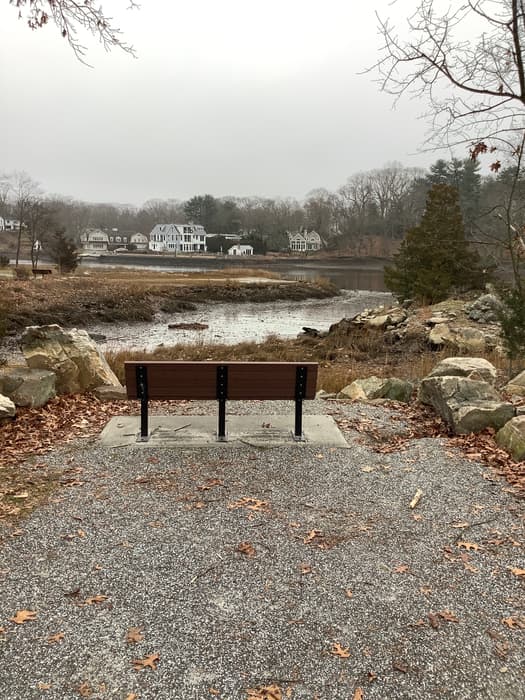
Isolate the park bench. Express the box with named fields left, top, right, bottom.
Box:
left=124, top=361, right=318, bottom=442
left=32, top=268, right=52, bottom=276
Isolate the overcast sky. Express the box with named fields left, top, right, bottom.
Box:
left=0, top=0, right=439, bottom=205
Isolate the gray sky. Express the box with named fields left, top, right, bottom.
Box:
left=0, top=0, right=435, bottom=205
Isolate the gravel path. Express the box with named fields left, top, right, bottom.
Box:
left=1, top=399, right=524, bottom=699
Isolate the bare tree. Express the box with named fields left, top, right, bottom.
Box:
left=7, top=171, right=42, bottom=267
left=374, top=0, right=525, bottom=152
left=9, top=0, right=137, bottom=62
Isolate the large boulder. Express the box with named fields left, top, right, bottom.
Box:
left=0, top=393, right=16, bottom=418
left=419, top=376, right=514, bottom=434
left=504, top=369, right=525, bottom=397
left=496, top=416, right=525, bottom=461
left=426, top=357, right=497, bottom=385
left=0, top=366, right=56, bottom=407
left=21, top=324, right=122, bottom=395
left=338, top=376, right=413, bottom=403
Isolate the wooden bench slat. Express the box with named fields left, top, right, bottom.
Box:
left=124, top=361, right=318, bottom=401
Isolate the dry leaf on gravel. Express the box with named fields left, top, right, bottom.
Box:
left=77, top=681, right=92, bottom=697
left=237, top=542, right=256, bottom=557
left=47, top=632, right=64, bottom=644
left=457, top=541, right=481, bottom=552
left=428, top=612, right=441, bottom=629
left=126, top=627, right=144, bottom=644
left=132, top=653, right=159, bottom=671
left=353, top=689, right=364, bottom=700
left=393, top=661, right=409, bottom=673
left=9, top=610, right=37, bottom=624
left=502, top=616, right=525, bottom=629
left=439, top=610, right=459, bottom=623
left=299, top=564, right=312, bottom=575
left=508, top=567, right=525, bottom=577
left=303, top=529, right=323, bottom=545
left=37, top=682, right=51, bottom=690
left=330, top=642, right=350, bottom=658
left=83, top=595, right=108, bottom=605
left=228, top=497, right=269, bottom=512
left=393, top=564, right=410, bottom=574
left=125, top=694, right=138, bottom=700
left=246, top=685, right=282, bottom=700
left=345, top=589, right=353, bottom=598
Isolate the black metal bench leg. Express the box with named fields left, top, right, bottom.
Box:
left=218, top=398, right=227, bottom=441
left=216, top=365, right=228, bottom=441
left=294, top=398, right=303, bottom=440
left=137, top=365, right=150, bottom=442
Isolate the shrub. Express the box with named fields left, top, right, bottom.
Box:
left=0, top=255, right=10, bottom=267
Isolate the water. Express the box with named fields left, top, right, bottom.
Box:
left=88, top=289, right=393, bottom=352
left=80, top=256, right=387, bottom=291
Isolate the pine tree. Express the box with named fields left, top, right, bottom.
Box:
left=384, top=184, right=484, bottom=303
left=47, top=228, right=79, bottom=273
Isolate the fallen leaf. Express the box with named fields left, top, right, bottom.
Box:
left=330, top=642, right=350, bottom=658
left=246, top=685, right=282, bottom=700
left=209, top=689, right=220, bottom=696
left=9, top=610, right=37, bottom=624
left=78, top=681, right=92, bottom=697
left=353, top=689, right=364, bottom=700
left=125, top=694, right=138, bottom=700
left=299, top=564, right=312, bottom=575
left=508, top=567, right=525, bottom=577
left=457, top=541, right=481, bottom=552
left=47, top=632, right=64, bottom=644
left=428, top=612, right=440, bottom=629
left=37, top=682, right=52, bottom=690
left=501, top=616, right=525, bottom=629
left=419, top=585, right=432, bottom=596
left=126, top=627, right=144, bottom=644
left=367, top=671, right=378, bottom=682
left=439, top=610, right=459, bottom=623
left=345, top=589, right=353, bottom=599
left=228, top=497, right=269, bottom=513
left=393, top=564, right=410, bottom=574
left=83, top=595, right=108, bottom=605
left=451, top=522, right=470, bottom=529
left=237, top=542, right=256, bottom=558
left=132, top=653, right=159, bottom=671
left=303, top=529, right=323, bottom=545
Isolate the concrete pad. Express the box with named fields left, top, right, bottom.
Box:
left=99, top=414, right=348, bottom=448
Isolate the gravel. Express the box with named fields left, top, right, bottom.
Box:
left=0, top=399, right=524, bottom=699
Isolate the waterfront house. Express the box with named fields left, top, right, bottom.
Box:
left=130, top=232, right=149, bottom=251
left=80, top=228, right=110, bottom=252
left=288, top=229, right=322, bottom=253
left=227, top=244, right=254, bottom=256
left=149, top=224, right=207, bottom=253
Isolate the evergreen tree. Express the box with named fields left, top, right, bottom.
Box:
left=47, top=228, right=79, bottom=273
left=384, top=184, right=484, bottom=303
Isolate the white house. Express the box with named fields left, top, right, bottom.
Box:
left=227, top=244, right=254, bottom=256
left=149, top=224, right=207, bottom=253
left=80, top=228, right=110, bottom=252
left=288, top=230, right=322, bottom=253
left=130, top=232, right=149, bottom=251
left=0, top=217, right=21, bottom=231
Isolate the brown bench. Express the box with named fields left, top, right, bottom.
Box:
left=124, top=361, right=318, bottom=442
left=32, top=268, right=52, bottom=276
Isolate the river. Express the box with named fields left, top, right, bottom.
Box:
left=81, top=257, right=392, bottom=351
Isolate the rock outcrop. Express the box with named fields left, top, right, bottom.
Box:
left=21, top=325, right=122, bottom=395
left=465, top=294, right=503, bottom=324
left=504, top=369, right=525, bottom=397
left=419, top=375, right=514, bottom=434
left=0, top=393, right=16, bottom=418
left=0, top=366, right=56, bottom=408
left=425, top=357, right=497, bottom=385
left=496, top=416, right=525, bottom=461
left=338, top=376, right=413, bottom=403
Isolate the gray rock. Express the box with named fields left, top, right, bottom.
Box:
left=0, top=366, right=56, bottom=407
left=419, top=376, right=514, bottom=434
left=339, top=376, right=413, bottom=403
left=93, top=384, right=127, bottom=401
left=453, top=326, right=489, bottom=353
left=0, top=393, right=16, bottom=418
left=21, top=324, right=121, bottom=395
left=426, top=357, right=497, bottom=385
left=465, top=293, right=503, bottom=323
left=504, top=369, right=525, bottom=397
left=428, top=323, right=454, bottom=346
left=496, top=416, right=525, bottom=461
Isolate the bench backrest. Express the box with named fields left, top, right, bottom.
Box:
left=125, top=361, right=318, bottom=401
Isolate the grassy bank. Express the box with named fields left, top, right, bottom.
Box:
left=2, top=268, right=338, bottom=333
